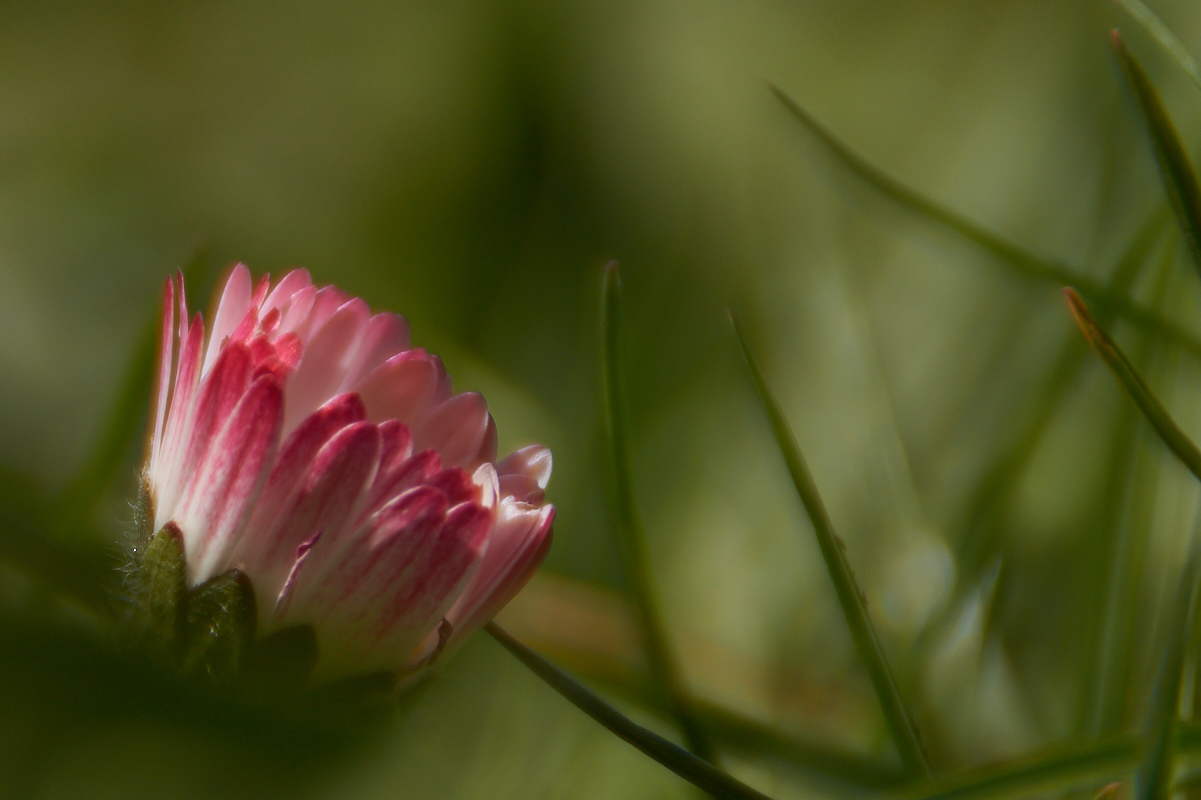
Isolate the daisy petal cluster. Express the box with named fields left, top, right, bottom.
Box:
left=143, top=265, right=553, bottom=680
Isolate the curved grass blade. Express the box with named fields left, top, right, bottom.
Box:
left=1112, top=32, right=1201, bottom=279
left=729, top=313, right=932, bottom=781
left=1134, top=529, right=1201, bottom=800
left=768, top=83, right=1201, bottom=359
left=601, top=262, right=716, bottom=762
left=1115, top=0, right=1201, bottom=92
left=1064, top=287, right=1201, bottom=481
left=486, top=622, right=774, bottom=800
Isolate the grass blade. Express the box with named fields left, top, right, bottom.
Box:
left=1112, top=31, right=1201, bottom=279
left=486, top=622, right=774, bottom=800
left=729, top=313, right=932, bottom=781
left=1115, top=0, right=1201, bottom=92
left=1134, top=529, right=1201, bottom=800
left=601, top=262, right=716, bottom=762
left=1088, top=236, right=1178, bottom=736
left=1064, top=287, right=1201, bottom=481
left=768, top=83, right=1201, bottom=359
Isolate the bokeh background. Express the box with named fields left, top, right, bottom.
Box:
left=2, top=0, right=1201, bottom=797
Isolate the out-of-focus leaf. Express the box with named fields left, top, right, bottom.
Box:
left=1112, top=32, right=1201, bottom=278
left=486, top=622, right=775, bottom=800
left=57, top=246, right=210, bottom=522
left=246, top=625, right=320, bottom=697
left=768, top=83, right=1201, bottom=359
left=1065, top=288, right=1201, bottom=481
left=601, top=261, right=716, bottom=762
left=0, top=465, right=115, bottom=618
left=729, top=313, right=932, bottom=781
left=1115, top=0, right=1201, bottom=92
left=182, top=569, right=256, bottom=682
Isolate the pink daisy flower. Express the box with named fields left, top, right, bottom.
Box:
left=143, top=264, right=554, bottom=681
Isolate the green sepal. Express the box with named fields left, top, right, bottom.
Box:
left=244, top=624, right=319, bottom=697
left=128, top=524, right=186, bottom=667
left=181, top=569, right=257, bottom=682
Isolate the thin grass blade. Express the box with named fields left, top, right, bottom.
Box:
left=729, top=313, right=932, bottom=781
left=1089, top=235, right=1178, bottom=737
left=486, top=622, right=774, bottom=800
left=1064, top=287, right=1201, bottom=480
left=768, top=83, right=1201, bottom=358
left=1133, top=528, right=1201, bottom=800
left=1115, top=0, right=1201, bottom=92
left=1112, top=32, right=1201, bottom=278
left=601, top=262, right=717, bottom=762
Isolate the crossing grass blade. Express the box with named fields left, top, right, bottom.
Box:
left=1112, top=32, right=1201, bottom=279
left=768, top=83, right=1201, bottom=359
left=729, top=313, right=932, bottom=781
left=1114, top=0, right=1201, bottom=93
left=601, top=262, right=716, bottom=762
left=486, top=622, right=774, bottom=800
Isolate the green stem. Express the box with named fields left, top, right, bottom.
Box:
left=729, top=314, right=932, bottom=781
left=486, top=622, right=772, bottom=800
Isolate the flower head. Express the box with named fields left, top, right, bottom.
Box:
left=143, top=265, right=553, bottom=681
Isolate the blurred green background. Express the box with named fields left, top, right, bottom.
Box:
left=3, top=0, right=1201, bottom=797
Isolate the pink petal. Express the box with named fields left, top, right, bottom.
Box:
left=262, top=269, right=312, bottom=317
left=250, top=273, right=272, bottom=308
left=497, top=445, right=553, bottom=489
left=241, top=392, right=368, bottom=550
left=353, top=349, right=446, bottom=427
left=448, top=503, right=554, bottom=636
left=476, top=416, right=498, bottom=466
left=154, top=313, right=207, bottom=528
left=149, top=277, right=175, bottom=479
left=376, top=419, right=414, bottom=477
left=237, top=420, right=381, bottom=614
left=202, top=264, right=252, bottom=376
left=176, top=268, right=189, bottom=340
left=414, top=392, right=492, bottom=469
left=273, top=530, right=322, bottom=619
left=283, top=298, right=370, bottom=436
left=175, top=375, right=283, bottom=584
left=366, top=502, right=492, bottom=670
left=426, top=467, right=480, bottom=508
left=292, top=285, right=351, bottom=344
left=170, top=343, right=254, bottom=515
left=288, top=485, right=448, bottom=626
left=496, top=445, right=552, bottom=503
left=339, top=312, right=410, bottom=392
left=360, top=448, right=441, bottom=521
left=278, top=285, right=317, bottom=337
